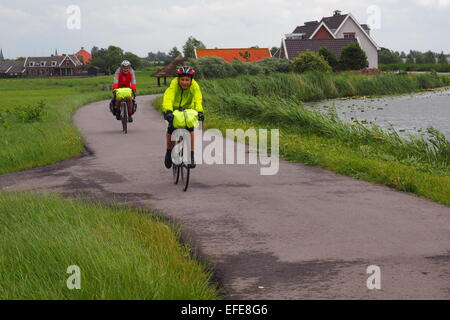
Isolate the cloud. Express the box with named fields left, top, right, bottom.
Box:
left=0, top=0, right=448, bottom=58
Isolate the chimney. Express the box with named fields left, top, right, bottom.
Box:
left=333, top=10, right=342, bottom=16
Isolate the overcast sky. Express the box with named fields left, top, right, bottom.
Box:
left=0, top=0, right=449, bottom=58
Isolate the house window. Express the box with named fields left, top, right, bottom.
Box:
left=41, top=61, right=46, bottom=66
left=51, top=61, right=57, bottom=66
left=29, top=62, right=35, bottom=66
left=344, top=32, right=356, bottom=39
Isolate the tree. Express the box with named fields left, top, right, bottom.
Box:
left=406, top=54, right=414, bottom=64
left=339, top=43, right=368, bottom=70
left=88, top=45, right=142, bottom=74
left=270, top=46, right=279, bottom=56
left=318, top=47, right=338, bottom=71
left=183, top=36, right=206, bottom=59
left=423, top=50, right=436, bottom=64
left=378, top=47, right=402, bottom=64
left=123, top=52, right=141, bottom=69
left=292, top=50, right=332, bottom=73
left=437, top=51, right=448, bottom=64
left=168, top=47, right=181, bottom=59
left=91, top=46, right=99, bottom=56
left=415, top=53, right=425, bottom=64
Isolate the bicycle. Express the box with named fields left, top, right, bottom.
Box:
left=170, top=115, right=202, bottom=192
left=114, top=92, right=136, bottom=134
left=172, top=134, right=190, bottom=192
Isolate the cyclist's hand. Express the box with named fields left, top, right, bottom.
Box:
left=198, top=112, right=204, bottom=122
left=132, top=90, right=136, bottom=98
left=164, top=111, right=174, bottom=122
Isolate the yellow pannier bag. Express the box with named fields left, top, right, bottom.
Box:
left=115, top=88, right=133, bottom=99
left=173, top=109, right=199, bottom=129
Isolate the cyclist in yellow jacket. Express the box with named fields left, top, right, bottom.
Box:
left=163, top=66, right=204, bottom=169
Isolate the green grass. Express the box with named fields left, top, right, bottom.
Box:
left=0, top=71, right=168, bottom=174
left=0, top=192, right=218, bottom=299
left=153, top=72, right=450, bottom=206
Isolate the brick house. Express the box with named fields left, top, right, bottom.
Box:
left=0, top=54, right=84, bottom=78
left=23, top=54, right=83, bottom=77
left=274, top=10, right=380, bottom=68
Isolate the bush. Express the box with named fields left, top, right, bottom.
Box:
left=318, top=47, right=339, bottom=71
left=187, top=57, right=236, bottom=78
left=339, top=43, right=369, bottom=70
left=292, top=50, right=332, bottom=73
left=17, top=101, right=46, bottom=123
left=257, top=58, right=293, bottom=74
left=188, top=57, right=293, bottom=78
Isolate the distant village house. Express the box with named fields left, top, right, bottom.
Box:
left=0, top=48, right=89, bottom=78
left=274, top=10, right=380, bottom=68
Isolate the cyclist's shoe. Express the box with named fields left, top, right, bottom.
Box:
left=189, top=151, right=196, bottom=169
left=128, top=115, right=133, bottom=123
left=164, top=149, right=172, bottom=169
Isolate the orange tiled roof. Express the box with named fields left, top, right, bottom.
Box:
left=74, top=49, right=92, bottom=63
left=195, top=48, right=272, bottom=62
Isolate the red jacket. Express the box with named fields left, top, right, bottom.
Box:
left=112, top=68, right=137, bottom=90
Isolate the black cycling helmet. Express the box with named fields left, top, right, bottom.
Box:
left=176, top=66, right=195, bottom=78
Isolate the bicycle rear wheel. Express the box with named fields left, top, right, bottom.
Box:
left=121, top=101, right=128, bottom=134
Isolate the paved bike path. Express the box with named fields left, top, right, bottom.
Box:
left=1, top=95, right=449, bottom=299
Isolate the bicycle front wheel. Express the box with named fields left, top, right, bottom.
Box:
left=173, top=164, right=180, bottom=184
left=180, top=164, right=190, bottom=192
left=121, top=101, right=128, bottom=134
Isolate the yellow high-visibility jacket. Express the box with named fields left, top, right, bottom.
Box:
left=162, top=78, right=204, bottom=113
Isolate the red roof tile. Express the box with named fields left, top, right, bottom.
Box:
left=195, top=48, right=272, bottom=62
left=74, top=49, right=92, bottom=63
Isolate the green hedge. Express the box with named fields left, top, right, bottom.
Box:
left=187, top=57, right=292, bottom=79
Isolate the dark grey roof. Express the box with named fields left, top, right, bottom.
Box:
left=0, top=61, right=26, bottom=74
left=292, top=21, right=319, bottom=38
left=26, top=55, right=82, bottom=67
left=0, top=61, right=11, bottom=72
left=8, top=61, right=26, bottom=73
left=283, top=38, right=357, bottom=59
left=320, top=14, right=348, bottom=30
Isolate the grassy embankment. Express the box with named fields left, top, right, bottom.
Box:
left=154, top=72, right=450, bottom=206
left=0, top=71, right=218, bottom=299
left=0, top=192, right=218, bottom=299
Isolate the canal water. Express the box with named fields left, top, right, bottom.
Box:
left=307, top=88, right=450, bottom=139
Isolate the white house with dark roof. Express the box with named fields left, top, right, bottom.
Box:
left=275, top=10, right=380, bottom=68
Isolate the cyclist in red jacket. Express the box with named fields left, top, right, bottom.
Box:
left=110, top=60, right=137, bottom=122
